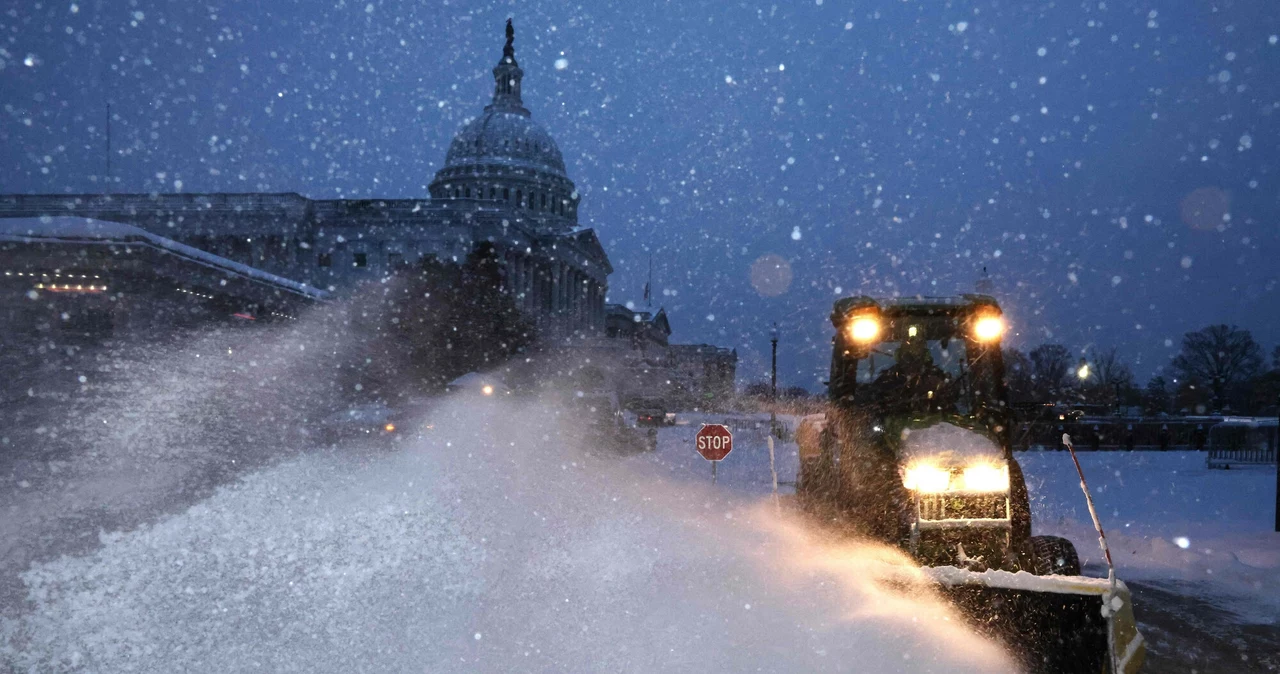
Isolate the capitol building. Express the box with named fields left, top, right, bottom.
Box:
left=0, top=20, right=608, bottom=340
left=1, top=21, right=736, bottom=401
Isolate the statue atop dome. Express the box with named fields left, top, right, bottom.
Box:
left=503, top=18, right=515, bottom=62
left=490, top=19, right=527, bottom=114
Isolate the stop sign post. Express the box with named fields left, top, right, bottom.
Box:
left=696, top=424, right=733, bottom=483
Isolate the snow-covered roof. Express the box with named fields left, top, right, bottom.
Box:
left=0, top=216, right=329, bottom=300
left=900, top=422, right=1003, bottom=465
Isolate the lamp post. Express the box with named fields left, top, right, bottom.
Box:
left=769, top=323, right=779, bottom=436
left=768, top=323, right=781, bottom=503
left=770, top=322, right=779, bottom=402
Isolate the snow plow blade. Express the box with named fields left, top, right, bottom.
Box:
left=925, top=567, right=1145, bottom=674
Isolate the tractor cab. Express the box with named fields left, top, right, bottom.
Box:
left=802, top=295, right=1036, bottom=570
left=829, top=294, right=1009, bottom=433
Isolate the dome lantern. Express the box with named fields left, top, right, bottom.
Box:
left=488, top=18, right=529, bottom=116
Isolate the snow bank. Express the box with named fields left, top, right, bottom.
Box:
left=2, top=397, right=1016, bottom=673
left=1020, top=450, right=1279, bottom=623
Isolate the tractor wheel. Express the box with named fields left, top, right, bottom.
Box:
left=1031, top=535, right=1081, bottom=576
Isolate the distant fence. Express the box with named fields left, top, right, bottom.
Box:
left=1014, top=417, right=1280, bottom=458
left=1014, top=418, right=1216, bottom=451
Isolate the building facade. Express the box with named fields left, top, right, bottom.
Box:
left=0, top=21, right=608, bottom=340
left=596, top=303, right=738, bottom=408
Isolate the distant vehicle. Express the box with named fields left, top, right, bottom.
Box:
left=568, top=390, right=656, bottom=453
left=632, top=399, right=675, bottom=427
left=317, top=400, right=435, bottom=447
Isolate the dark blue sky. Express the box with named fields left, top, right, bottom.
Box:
left=3, top=0, right=1277, bottom=387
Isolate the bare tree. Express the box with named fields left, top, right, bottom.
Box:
left=1170, top=325, right=1264, bottom=411
left=1003, top=348, right=1035, bottom=402
left=1028, top=344, right=1076, bottom=403
left=1143, top=376, right=1170, bottom=415
left=1083, top=347, right=1136, bottom=406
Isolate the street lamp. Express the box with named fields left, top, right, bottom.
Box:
left=767, top=323, right=782, bottom=502
left=1076, top=358, right=1090, bottom=381
left=770, top=323, right=780, bottom=439
left=770, top=322, right=779, bottom=402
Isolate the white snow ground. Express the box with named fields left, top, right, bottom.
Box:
left=0, top=400, right=1015, bottom=673
left=1019, top=450, right=1280, bottom=624
left=3, top=390, right=1276, bottom=673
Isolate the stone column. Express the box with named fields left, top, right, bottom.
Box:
left=570, top=271, right=579, bottom=330
left=519, top=257, right=529, bottom=312
left=595, top=282, right=604, bottom=332
left=591, top=281, right=601, bottom=333
left=577, top=273, right=587, bottom=330
left=512, top=254, right=522, bottom=304
left=558, top=264, right=568, bottom=315
left=536, top=260, right=544, bottom=313
left=549, top=263, right=559, bottom=314
left=597, top=282, right=606, bottom=331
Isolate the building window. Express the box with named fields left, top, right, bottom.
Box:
left=465, top=187, right=471, bottom=198
left=489, top=187, right=496, bottom=200
left=541, top=192, right=547, bottom=209
left=388, top=252, right=405, bottom=268
left=503, top=187, right=510, bottom=201
left=354, top=252, right=367, bottom=268
left=516, top=189, right=523, bottom=208
left=318, top=253, right=332, bottom=267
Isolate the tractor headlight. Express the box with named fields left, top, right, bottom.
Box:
left=849, top=315, right=880, bottom=343
left=960, top=463, right=1009, bottom=492
left=904, top=462, right=1010, bottom=493
left=903, top=463, right=951, bottom=493
left=973, top=315, right=1005, bottom=342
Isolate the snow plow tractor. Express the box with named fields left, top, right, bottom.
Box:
left=796, top=295, right=1144, bottom=673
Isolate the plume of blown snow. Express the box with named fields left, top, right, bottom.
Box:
left=2, top=389, right=1015, bottom=673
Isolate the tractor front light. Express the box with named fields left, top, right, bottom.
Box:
left=903, top=463, right=951, bottom=493
left=973, top=315, right=1005, bottom=342
left=849, top=315, right=880, bottom=343
left=961, top=463, right=1010, bottom=492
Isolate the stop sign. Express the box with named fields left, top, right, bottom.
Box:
left=695, top=424, right=733, bottom=461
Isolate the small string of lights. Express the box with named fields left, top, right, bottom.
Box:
left=268, top=311, right=297, bottom=320
left=5, top=271, right=103, bottom=279
left=177, top=287, right=215, bottom=300
left=34, top=283, right=107, bottom=293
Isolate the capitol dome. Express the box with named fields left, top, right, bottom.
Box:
left=442, top=110, right=567, bottom=178
left=428, top=20, right=578, bottom=230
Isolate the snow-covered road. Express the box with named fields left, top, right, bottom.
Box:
left=3, top=384, right=1277, bottom=673
left=1, top=398, right=1016, bottom=673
